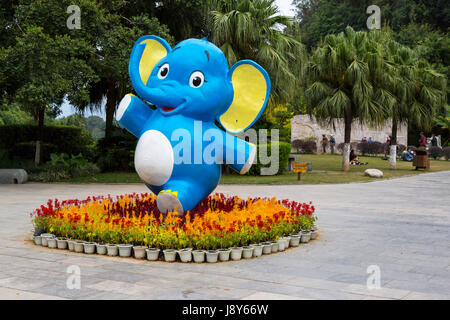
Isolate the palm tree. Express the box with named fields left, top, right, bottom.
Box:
left=379, top=39, right=447, bottom=169
left=305, top=27, right=384, bottom=171
left=207, top=0, right=305, bottom=107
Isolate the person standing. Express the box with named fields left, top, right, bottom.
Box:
left=418, top=132, right=427, bottom=148
left=321, top=134, right=328, bottom=153
left=431, top=133, right=438, bottom=147
left=330, top=135, right=336, bottom=154
left=367, top=137, right=373, bottom=155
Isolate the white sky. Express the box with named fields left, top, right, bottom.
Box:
left=275, top=0, right=295, bottom=17
left=60, top=0, right=296, bottom=119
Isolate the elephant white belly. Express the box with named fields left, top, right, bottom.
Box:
left=135, top=130, right=174, bottom=186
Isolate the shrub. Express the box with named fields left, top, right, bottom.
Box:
left=429, top=146, right=443, bottom=159
left=28, top=153, right=99, bottom=182
left=358, top=142, right=369, bottom=155
left=443, top=146, right=450, bottom=160
left=292, top=139, right=302, bottom=153
left=396, top=144, right=406, bottom=156
left=249, top=142, right=291, bottom=175
left=300, top=140, right=317, bottom=153
left=0, top=124, right=95, bottom=161
left=96, top=128, right=137, bottom=172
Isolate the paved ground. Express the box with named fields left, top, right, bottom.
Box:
left=0, top=171, right=449, bottom=300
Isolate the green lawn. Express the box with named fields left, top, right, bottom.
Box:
left=60, top=154, right=450, bottom=185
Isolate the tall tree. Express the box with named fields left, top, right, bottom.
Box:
left=207, top=0, right=306, bottom=107
left=1, top=26, right=96, bottom=165
left=305, top=26, right=384, bottom=171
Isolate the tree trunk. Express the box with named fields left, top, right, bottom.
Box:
left=105, top=79, right=117, bottom=138
left=34, top=107, right=45, bottom=166
left=389, top=119, right=398, bottom=169
left=342, top=107, right=352, bottom=172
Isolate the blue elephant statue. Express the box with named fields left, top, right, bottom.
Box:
left=116, top=35, right=271, bottom=214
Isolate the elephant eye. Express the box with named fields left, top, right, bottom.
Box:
left=158, top=63, right=169, bottom=79
left=189, top=71, right=205, bottom=88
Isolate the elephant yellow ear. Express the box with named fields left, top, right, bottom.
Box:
left=219, top=60, right=270, bottom=133
left=138, top=38, right=169, bottom=85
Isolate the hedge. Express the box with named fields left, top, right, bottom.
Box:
left=248, top=142, right=291, bottom=175
left=0, top=124, right=95, bottom=161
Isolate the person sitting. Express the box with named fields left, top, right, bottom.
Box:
left=401, top=148, right=415, bottom=162
left=350, top=149, right=368, bottom=165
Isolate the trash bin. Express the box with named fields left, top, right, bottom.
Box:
left=413, top=149, right=430, bottom=170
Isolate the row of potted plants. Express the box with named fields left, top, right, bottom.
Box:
left=33, top=226, right=318, bottom=263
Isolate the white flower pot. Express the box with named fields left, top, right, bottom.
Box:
left=118, top=244, right=133, bottom=257
left=68, top=240, right=76, bottom=251
left=178, top=248, right=193, bottom=262
left=310, top=228, right=318, bottom=240
left=250, top=244, right=263, bottom=257
left=289, top=235, right=300, bottom=247
left=301, top=231, right=311, bottom=243
left=282, top=236, right=291, bottom=248
left=206, top=250, right=219, bottom=263
left=145, top=248, right=160, bottom=261
left=133, top=246, right=147, bottom=259
left=96, top=243, right=107, bottom=255
left=242, top=246, right=254, bottom=259
left=84, top=242, right=96, bottom=254
left=33, top=236, right=42, bottom=245
left=261, top=242, right=272, bottom=254
left=47, top=238, right=57, bottom=249
left=277, top=239, right=286, bottom=251
left=218, top=248, right=231, bottom=261
left=163, top=249, right=177, bottom=262
left=56, top=238, right=68, bottom=249
left=230, top=247, right=243, bottom=261
left=74, top=241, right=85, bottom=253
left=270, top=242, right=279, bottom=253
left=192, top=250, right=205, bottom=263
left=106, top=244, right=118, bottom=256
left=40, top=234, right=54, bottom=247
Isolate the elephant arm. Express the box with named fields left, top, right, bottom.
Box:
left=222, top=132, right=256, bottom=174
left=116, top=94, right=154, bottom=137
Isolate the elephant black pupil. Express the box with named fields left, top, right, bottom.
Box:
left=193, top=77, right=201, bottom=86
left=161, top=68, right=168, bottom=77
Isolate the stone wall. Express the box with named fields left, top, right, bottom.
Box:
left=291, top=115, right=408, bottom=152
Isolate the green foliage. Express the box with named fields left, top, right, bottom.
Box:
left=0, top=101, right=32, bottom=125
left=29, top=153, right=100, bottom=182
left=208, top=0, right=306, bottom=107
left=248, top=142, right=291, bottom=175
left=96, top=127, right=137, bottom=172
left=0, top=124, right=95, bottom=161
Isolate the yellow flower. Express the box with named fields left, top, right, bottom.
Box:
left=49, top=227, right=54, bottom=232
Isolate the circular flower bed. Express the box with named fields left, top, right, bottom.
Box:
left=31, top=193, right=317, bottom=256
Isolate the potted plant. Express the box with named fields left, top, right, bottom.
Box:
left=270, top=241, right=279, bottom=253
left=56, top=237, right=68, bottom=249
left=118, top=244, right=133, bottom=257
left=47, top=237, right=57, bottom=249
left=33, top=236, right=42, bottom=246
left=178, top=248, right=193, bottom=263
left=242, top=246, right=254, bottom=259
left=282, top=236, right=291, bottom=248
left=83, top=242, right=96, bottom=254
left=74, top=241, right=85, bottom=253
left=40, top=234, right=54, bottom=247
left=301, top=230, right=311, bottom=243
left=192, top=250, right=205, bottom=263
left=310, top=226, right=318, bottom=240
left=289, top=235, right=300, bottom=247
left=133, top=246, right=147, bottom=259
left=163, top=249, right=177, bottom=262
left=230, top=247, right=243, bottom=260
left=250, top=244, right=263, bottom=257
left=96, top=243, right=107, bottom=255
left=276, top=238, right=286, bottom=251
left=106, top=244, right=118, bottom=256
left=206, top=250, right=219, bottom=263
left=68, top=239, right=76, bottom=251
left=218, top=248, right=231, bottom=261
left=145, top=248, right=160, bottom=261
left=261, top=242, right=272, bottom=254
